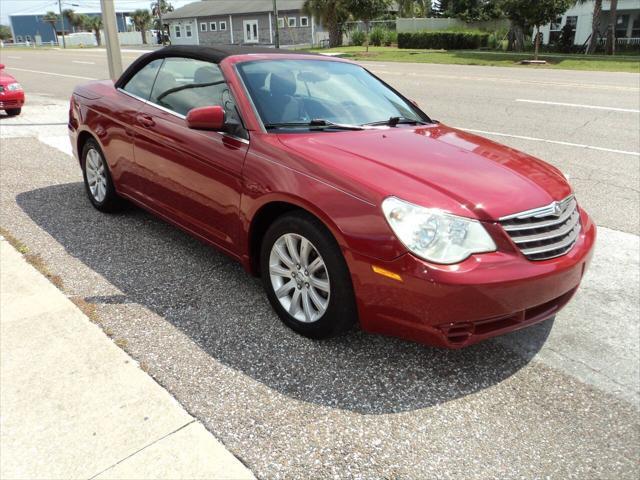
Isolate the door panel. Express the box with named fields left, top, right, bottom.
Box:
left=133, top=104, right=248, bottom=253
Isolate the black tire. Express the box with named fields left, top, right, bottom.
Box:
left=81, top=138, right=127, bottom=213
left=260, top=211, right=358, bottom=339
left=5, top=108, right=21, bottom=116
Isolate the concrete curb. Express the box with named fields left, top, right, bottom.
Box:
left=0, top=238, right=255, bottom=479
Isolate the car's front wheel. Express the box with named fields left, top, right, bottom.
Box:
left=81, top=139, right=126, bottom=213
left=260, top=212, right=357, bottom=339
left=5, top=108, right=21, bottom=116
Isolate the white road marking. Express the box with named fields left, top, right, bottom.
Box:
left=7, top=56, right=21, bottom=59
left=457, top=127, right=640, bottom=157
left=72, top=60, right=96, bottom=65
left=516, top=98, right=640, bottom=113
left=8, top=68, right=97, bottom=81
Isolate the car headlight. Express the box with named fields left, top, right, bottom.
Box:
left=7, top=83, right=22, bottom=91
left=382, top=196, right=496, bottom=264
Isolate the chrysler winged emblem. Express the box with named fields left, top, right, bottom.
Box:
left=552, top=202, right=562, bottom=216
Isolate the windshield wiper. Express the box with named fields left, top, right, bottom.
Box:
left=363, top=117, right=429, bottom=127
left=265, top=119, right=364, bottom=131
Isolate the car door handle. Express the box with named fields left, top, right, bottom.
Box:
left=137, top=114, right=155, bottom=128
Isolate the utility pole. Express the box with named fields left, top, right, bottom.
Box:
left=272, top=0, right=280, bottom=48
left=100, top=0, right=123, bottom=79
left=57, top=0, right=66, bottom=48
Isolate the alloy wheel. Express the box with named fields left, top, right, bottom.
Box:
left=269, top=233, right=331, bottom=323
left=85, top=148, right=107, bottom=203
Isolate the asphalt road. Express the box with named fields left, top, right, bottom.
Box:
left=1, top=48, right=639, bottom=479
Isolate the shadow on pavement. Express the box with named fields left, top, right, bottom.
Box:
left=17, top=182, right=554, bottom=414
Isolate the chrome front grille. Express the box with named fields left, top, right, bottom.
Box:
left=499, top=195, right=581, bottom=261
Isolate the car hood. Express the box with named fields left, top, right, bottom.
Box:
left=277, top=123, right=571, bottom=221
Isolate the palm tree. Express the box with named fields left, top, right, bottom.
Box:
left=303, top=0, right=349, bottom=48
left=72, top=13, right=89, bottom=33
left=151, top=0, right=174, bottom=31
left=131, top=9, right=152, bottom=45
left=42, top=11, right=59, bottom=44
left=84, top=15, right=102, bottom=46
left=62, top=8, right=76, bottom=32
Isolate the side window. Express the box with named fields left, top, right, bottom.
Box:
left=122, top=58, right=163, bottom=100
left=148, top=57, right=247, bottom=139
left=175, top=25, right=181, bottom=38
left=186, top=25, right=192, bottom=37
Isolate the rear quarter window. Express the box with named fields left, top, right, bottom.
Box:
left=122, top=58, right=163, bottom=100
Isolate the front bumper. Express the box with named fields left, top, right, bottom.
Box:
left=348, top=208, right=596, bottom=348
left=0, top=91, right=25, bottom=110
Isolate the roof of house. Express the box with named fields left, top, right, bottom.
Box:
left=164, top=0, right=306, bottom=20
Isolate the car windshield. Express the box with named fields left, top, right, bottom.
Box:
left=236, top=59, right=428, bottom=130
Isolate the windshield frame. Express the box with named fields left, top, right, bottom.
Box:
left=233, top=58, right=433, bottom=133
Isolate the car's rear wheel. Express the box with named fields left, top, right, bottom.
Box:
left=81, top=139, right=126, bottom=213
left=5, top=108, right=21, bottom=116
left=260, top=212, right=357, bottom=339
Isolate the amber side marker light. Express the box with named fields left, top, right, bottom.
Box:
left=371, top=265, right=403, bottom=282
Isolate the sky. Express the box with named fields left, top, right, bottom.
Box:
left=0, top=0, right=194, bottom=25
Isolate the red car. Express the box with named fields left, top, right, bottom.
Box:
left=69, top=46, right=595, bottom=348
left=0, top=63, right=24, bottom=116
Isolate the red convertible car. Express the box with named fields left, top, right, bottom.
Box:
left=0, top=63, right=24, bottom=116
left=69, top=46, right=595, bottom=348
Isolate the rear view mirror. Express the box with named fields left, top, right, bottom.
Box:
left=186, top=105, right=225, bottom=131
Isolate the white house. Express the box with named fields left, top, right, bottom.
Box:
left=540, top=0, right=640, bottom=47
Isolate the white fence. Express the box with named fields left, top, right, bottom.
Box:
left=396, top=17, right=509, bottom=33
left=1, top=30, right=154, bottom=48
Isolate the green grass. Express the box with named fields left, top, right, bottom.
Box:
left=303, top=46, right=640, bottom=73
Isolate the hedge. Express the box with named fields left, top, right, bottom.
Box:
left=398, top=31, right=490, bottom=50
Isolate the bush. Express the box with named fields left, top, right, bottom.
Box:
left=369, top=27, right=385, bottom=47
left=384, top=30, right=397, bottom=46
left=398, top=31, right=490, bottom=50
left=350, top=30, right=366, bottom=46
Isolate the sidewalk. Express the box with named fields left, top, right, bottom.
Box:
left=0, top=238, right=254, bottom=479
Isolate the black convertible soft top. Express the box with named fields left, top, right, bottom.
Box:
left=115, top=45, right=317, bottom=89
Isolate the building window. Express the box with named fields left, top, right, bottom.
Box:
left=210, top=22, right=217, bottom=31
left=25, top=35, right=32, bottom=42
left=185, top=24, right=192, bottom=37
left=300, top=16, right=309, bottom=27
left=200, top=22, right=207, bottom=32
left=616, top=14, right=630, bottom=38
left=16, top=35, right=23, bottom=43
left=277, top=18, right=284, bottom=28
left=174, top=25, right=181, bottom=38
left=288, top=17, right=296, bottom=28
left=219, top=20, right=227, bottom=31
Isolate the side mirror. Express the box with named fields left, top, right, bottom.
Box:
left=186, top=105, right=225, bottom=131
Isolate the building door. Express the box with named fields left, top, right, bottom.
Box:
left=243, top=20, right=259, bottom=43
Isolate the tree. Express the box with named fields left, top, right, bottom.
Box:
left=84, top=15, right=103, bottom=46
left=0, top=24, right=12, bottom=41
left=303, top=0, right=350, bottom=48
left=576, top=0, right=602, bottom=54
left=345, top=0, right=391, bottom=52
left=73, top=13, right=89, bottom=31
left=151, top=0, right=174, bottom=30
left=62, top=8, right=76, bottom=32
left=131, top=9, right=152, bottom=45
left=501, top=0, right=573, bottom=59
left=605, top=0, right=617, bottom=55
left=440, top=0, right=502, bottom=21
left=42, top=11, right=60, bottom=44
